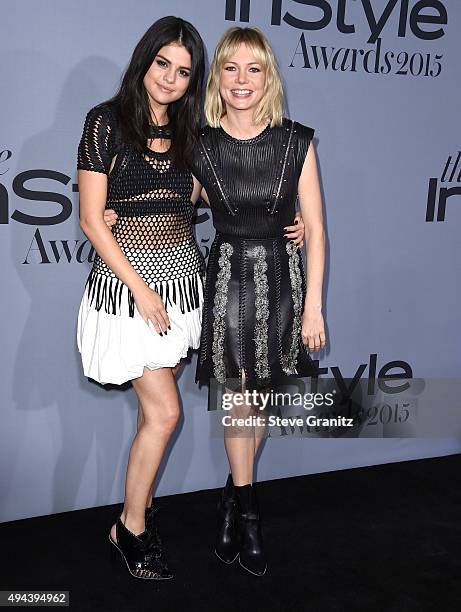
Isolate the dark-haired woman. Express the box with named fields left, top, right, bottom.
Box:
left=76, top=16, right=206, bottom=580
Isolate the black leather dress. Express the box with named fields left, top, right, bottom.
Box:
left=190, top=118, right=319, bottom=392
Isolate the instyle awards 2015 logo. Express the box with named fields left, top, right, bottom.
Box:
left=0, top=148, right=95, bottom=265
left=225, top=0, right=447, bottom=78
left=426, top=152, right=461, bottom=222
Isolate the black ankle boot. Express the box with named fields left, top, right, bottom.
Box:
left=235, top=484, right=267, bottom=576
left=215, top=474, right=239, bottom=564
left=109, top=516, right=173, bottom=580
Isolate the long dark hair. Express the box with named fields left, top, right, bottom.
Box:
left=105, top=16, right=204, bottom=169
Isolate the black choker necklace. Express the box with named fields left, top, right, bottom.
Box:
left=149, top=123, right=172, bottom=139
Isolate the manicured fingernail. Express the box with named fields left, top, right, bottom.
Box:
left=159, top=332, right=163, bottom=337
left=168, top=325, right=171, bottom=330
left=295, top=220, right=299, bottom=224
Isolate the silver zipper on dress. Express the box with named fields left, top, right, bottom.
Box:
left=269, top=120, right=295, bottom=215
left=200, top=142, right=237, bottom=216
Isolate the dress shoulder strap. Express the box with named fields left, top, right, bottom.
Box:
left=268, top=119, right=295, bottom=215
left=198, top=130, right=237, bottom=216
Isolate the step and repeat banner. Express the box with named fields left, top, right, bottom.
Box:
left=1, top=0, right=460, bottom=522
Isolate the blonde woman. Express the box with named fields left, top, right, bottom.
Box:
left=190, top=27, right=326, bottom=576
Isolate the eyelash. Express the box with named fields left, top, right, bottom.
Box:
left=155, top=59, right=190, bottom=78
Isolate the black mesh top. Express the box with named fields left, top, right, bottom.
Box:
left=190, top=119, right=314, bottom=239
left=77, top=103, right=205, bottom=288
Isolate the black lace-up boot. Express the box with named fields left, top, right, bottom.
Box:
left=109, top=516, right=173, bottom=580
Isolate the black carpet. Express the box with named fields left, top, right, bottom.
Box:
left=2, top=454, right=460, bottom=612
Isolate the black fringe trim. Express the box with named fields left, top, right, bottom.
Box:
left=85, top=269, right=202, bottom=317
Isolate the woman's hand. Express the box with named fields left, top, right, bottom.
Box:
left=133, top=285, right=170, bottom=335
left=301, top=303, right=326, bottom=352
left=284, top=211, right=305, bottom=246
left=103, top=208, right=118, bottom=228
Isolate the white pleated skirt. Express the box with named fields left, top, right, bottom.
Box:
left=77, top=270, right=204, bottom=385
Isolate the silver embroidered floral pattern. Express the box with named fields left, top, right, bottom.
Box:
left=212, top=242, right=234, bottom=383
left=252, top=246, right=270, bottom=381
left=281, top=242, right=303, bottom=375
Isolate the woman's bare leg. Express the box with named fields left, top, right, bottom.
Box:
left=110, top=364, right=180, bottom=541
left=140, top=361, right=182, bottom=509
left=223, top=371, right=267, bottom=485
left=224, top=419, right=255, bottom=485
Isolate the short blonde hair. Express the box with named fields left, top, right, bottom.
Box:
left=204, top=27, right=284, bottom=128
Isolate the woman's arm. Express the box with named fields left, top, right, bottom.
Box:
left=79, top=170, right=169, bottom=333
left=79, top=170, right=142, bottom=292
left=297, top=141, right=326, bottom=352
left=200, top=187, right=210, bottom=206
left=190, top=175, right=210, bottom=206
